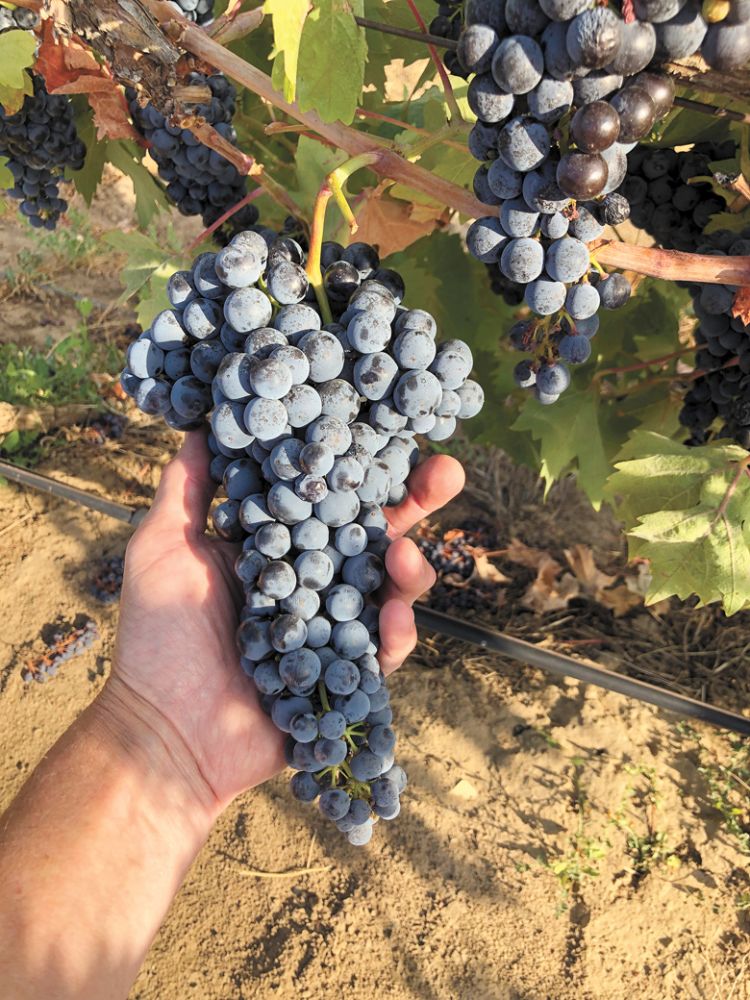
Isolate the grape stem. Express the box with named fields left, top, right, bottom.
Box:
left=305, top=152, right=381, bottom=323
left=84, top=1, right=750, bottom=287
left=403, top=0, right=463, bottom=123
left=329, top=151, right=382, bottom=234
left=208, top=8, right=264, bottom=46
left=306, top=183, right=334, bottom=325
left=353, top=16, right=458, bottom=50
left=186, top=186, right=264, bottom=252
left=594, top=346, right=697, bottom=381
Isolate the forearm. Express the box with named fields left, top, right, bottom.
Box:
left=0, top=679, right=219, bottom=1000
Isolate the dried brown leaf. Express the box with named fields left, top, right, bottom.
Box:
left=505, top=537, right=557, bottom=572
left=354, top=189, right=438, bottom=258
left=565, top=544, right=617, bottom=593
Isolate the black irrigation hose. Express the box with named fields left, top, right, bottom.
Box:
left=0, top=460, right=148, bottom=526
left=2, top=459, right=749, bottom=737
left=415, top=607, right=750, bottom=738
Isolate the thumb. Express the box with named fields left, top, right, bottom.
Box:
left=146, top=429, right=217, bottom=537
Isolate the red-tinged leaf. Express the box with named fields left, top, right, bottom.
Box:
left=732, top=286, right=750, bottom=325
left=52, top=76, right=141, bottom=142
left=35, top=22, right=140, bottom=142
left=34, top=20, right=99, bottom=90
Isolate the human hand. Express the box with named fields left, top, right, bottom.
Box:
left=103, top=430, right=464, bottom=819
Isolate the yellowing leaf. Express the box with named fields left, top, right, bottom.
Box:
left=266, top=0, right=310, bottom=103
left=0, top=31, right=36, bottom=91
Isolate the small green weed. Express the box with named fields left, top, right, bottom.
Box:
left=0, top=300, right=121, bottom=464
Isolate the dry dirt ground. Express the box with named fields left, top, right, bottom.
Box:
left=0, top=180, right=749, bottom=1000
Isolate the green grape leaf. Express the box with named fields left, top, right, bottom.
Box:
left=297, top=0, right=367, bottom=125
left=0, top=65, right=32, bottom=115
left=607, top=435, right=750, bottom=615
left=104, top=229, right=171, bottom=298
left=0, top=30, right=36, bottom=90
left=69, top=103, right=107, bottom=204
left=104, top=228, right=187, bottom=327
left=135, top=268, right=173, bottom=328
left=512, top=389, right=612, bottom=508
left=266, top=0, right=309, bottom=103
left=105, top=142, right=169, bottom=229
left=0, top=155, right=13, bottom=190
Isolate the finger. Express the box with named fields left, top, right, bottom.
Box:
left=385, top=454, right=465, bottom=539
left=380, top=537, right=436, bottom=606
left=145, top=429, right=217, bottom=537
left=378, top=598, right=418, bottom=676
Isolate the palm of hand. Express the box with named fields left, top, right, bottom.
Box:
left=112, top=432, right=463, bottom=809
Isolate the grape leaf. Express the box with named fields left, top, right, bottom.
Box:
left=354, top=189, right=438, bottom=257
left=513, top=389, right=612, bottom=508
left=266, top=0, right=309, bottom=103
left=0, top=31, right=36, bottom=90
left=0, top=156, right=13, bottom=190
left=69, top=102, right=107, bottom=204
left=297, top=0, right=367, bottom=125
left=106, top=143, right=170, bottom=229
left=607, top=434, right=750, bottom=615
left=0, top=67, right=33, bottom=115
left=104, top=228, right=187, bottom=327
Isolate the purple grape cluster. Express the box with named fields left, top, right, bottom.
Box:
left=624, top=139, right=735, bottom=252
left=0, top=75, right=86, bottom=230
left=21, top=619, right=99, bottom=685
left=127, top=72, right=259, bottom=237
left=458, top=0, right=748, bottom=403
left=120, top=228, right=484, bottom=844
left=90, top=556, right=125, bottom=605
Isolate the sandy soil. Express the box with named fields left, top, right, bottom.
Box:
left=1, top=183, right=749, bottom=1000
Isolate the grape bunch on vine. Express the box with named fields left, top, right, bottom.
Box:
left=1, top=0, right=750, bottom=837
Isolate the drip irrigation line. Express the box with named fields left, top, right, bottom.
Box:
left=2, top=458, right=749, bottom=737
left=0, top=460, right=147, bottom=526
left=353, top=16, right=459, bottom=51
left=415, top=607, right=750, bottom=738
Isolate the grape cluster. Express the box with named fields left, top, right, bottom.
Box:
left=90, top=556, right=125, bottom=605
left=83, top=412, right=127, bottom=445
left=127, top=72, right=259, bottom=235
left=167, top=0, right=214, bottom=26
left=21, top=619, right=99, bottom=684
left=624, top=140, right=735, bottom=252
left=120, top=229, right=484, bottom=844
left=0, top=75, right=86, bottom=230
left=429, top=0, right=468, bottom=78
left=679, top=224, right=750, bottom=449
left=458, top=1, right=749, bottom=403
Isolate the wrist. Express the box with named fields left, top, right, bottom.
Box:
left=91, top=675, right=222, bottom=836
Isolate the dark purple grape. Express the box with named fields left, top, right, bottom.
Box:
left=630, top=72, right=675, bottom=120
left=556, top=152, right=608, bottom=200
left=570, top=101, right=620, bottom=154
left=610, top=87, right=657, bottom=143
